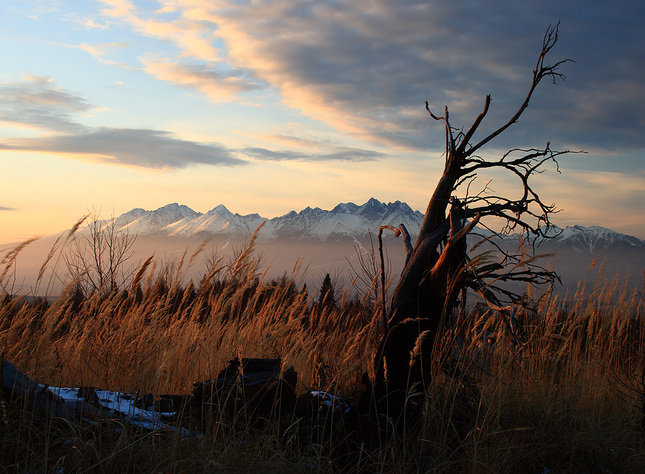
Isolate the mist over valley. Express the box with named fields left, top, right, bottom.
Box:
left=3, top=199, right=643, bottom=299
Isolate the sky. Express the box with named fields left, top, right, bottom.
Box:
left=1, top=0, right=644, bottom=244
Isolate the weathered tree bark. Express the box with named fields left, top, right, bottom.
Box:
left=373, top=22, right=576, bottom=415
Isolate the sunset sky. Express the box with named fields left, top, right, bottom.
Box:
left=1, top=0, right=644, bottom=244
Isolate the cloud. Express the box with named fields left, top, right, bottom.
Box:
left=78, top=41, right=130, bottom=65
left=24, top=0, right=63, bottom=18
left=265, top=134, right=334, bottom=149
left=317, top=147, right=387, bottom=162
left=0, top=76, right=246, bottom=169
left=142, top=59, right=265, bottom=102
left=240, top=146, right=386, bottom=162
left=536, top=169, right=645, bottom=233
left=97, top=0, right=645, bottom=155
left=0, top=206, right=17, bottom=211
left=242, top=132, right=336, bottom=149
left=0, top=128, right=246, bottom=169
left=0, top=76, right=91, bottom=133
left=241, top=147, right=305, bottom=162
left=97, top=0, right=221, bottom=61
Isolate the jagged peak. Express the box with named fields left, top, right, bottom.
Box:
left=122, top=207, right=146, bottom=215
left=362, top=197, right=384, bottom=206
left=207, top=204, right=231, bottom=215
left=332, top=202, right=360, bottom=213
left=154, top=203, right=198, bottom=216
left=156, top=202, right=183, bottom=210
left=276, top=210, right=298, bottom=219
left=300, top=206, right=324, bottom=215
left=387, top=200, right=412, bottom=211
left=108, top=201, right=644, bottom=248
left=358, top=198, right=386, bottom=215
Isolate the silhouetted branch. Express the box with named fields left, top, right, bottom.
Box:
left=373, top=23, right=579, bottom=416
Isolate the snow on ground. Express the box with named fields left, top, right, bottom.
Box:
left=42, top=385, right=193, bottom=436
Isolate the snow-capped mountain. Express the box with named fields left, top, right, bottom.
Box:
left=115, top=203, right=199, bottom=234
left=4, top=199, right=643, bottom=296
left=106, top=198, right=424, bottom=241
left=271, top=198, right=423, bottom=240
left=102, top=199, right=645, bottom=254
left=542, top=225, right=645, bottom=253
left=164, top=205, right=266, bottom=238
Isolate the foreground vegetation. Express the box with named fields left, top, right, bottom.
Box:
left=1, top=235, right=645, bottom=473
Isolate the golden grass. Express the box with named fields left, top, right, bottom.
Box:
left=1, top=234, right=644, bottom=472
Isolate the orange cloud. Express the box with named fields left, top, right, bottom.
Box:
left=98, top=0, right=221, bottom=61
left=141, top=59, right=262, bottom=102
left=95, top=1, right=404, bottom=147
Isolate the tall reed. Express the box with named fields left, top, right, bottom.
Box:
left=1, top=232, right=644, bottom=472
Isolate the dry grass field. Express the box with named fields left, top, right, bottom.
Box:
left=1, top=232, right=645, bottom=473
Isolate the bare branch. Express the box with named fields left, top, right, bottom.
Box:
left=372, top=23, right=578, bottom=415
left=457, top=95, right=491, bottom=154
left=466, top=22, right=572, bottom=157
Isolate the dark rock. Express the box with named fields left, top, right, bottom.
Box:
left=154, top=395, right=189, bottom=413
left=134, top=393, right=155, bottom=410
left=191, top=358, right=297, bottom=419
left=294, top=390, right=358, bottom=449
left=2, top=359, right=105, bottom=421
left=217, top=357, right=241, bottom=378
left=77, top=387, right=101, bottom=407
left=296, top=390, right=355, bottom=425
left=2, top=359, right=39, bottom=400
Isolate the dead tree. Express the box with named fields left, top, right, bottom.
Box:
left=373, top=23, right=576, bottom=413
left=65, top=211, right=137, bottom=296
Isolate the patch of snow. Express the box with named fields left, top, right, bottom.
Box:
left=307, top=391, right=352, bottom=414
left=43, top=385, right=193, bottom=436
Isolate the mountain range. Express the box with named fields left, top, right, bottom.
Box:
left=2, top=198, right=643, bottom=296
left=113, top=198, right=423, bottom=241
left=109, top=199, right=645, bottom=254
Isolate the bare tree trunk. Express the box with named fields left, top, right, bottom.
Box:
left=372, top=23, right=575, bottom=416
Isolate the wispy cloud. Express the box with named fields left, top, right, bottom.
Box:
left=0, top=76, right=246, bottom=169
left=95, top=0, right=645, bottom=155
left=142, top=59, right=265, bottom=102
left=78, top=41, right=130, bottom=66
left=256, top=134, right=335, bottom=149
left=316, top=147, right=387, bottom=162
left=0, top=206, right=17, bottom=211
left=0, top=128, right=246, bottom=169
left=24, top=0, right=63, bottom=18
left=0, top=76, right=91, bottom=133
left=97, top=0, right=221, bottom=61
left=0, top=73, right=378, bottom=169
left=240, top=146, right=386, bottom=162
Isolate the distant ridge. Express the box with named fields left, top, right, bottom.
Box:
left=543, top=225, right=645, bottom=253
left=100, top=199, right=645, bottom=254
left=107, top=198, right=424, bottom=241
left=2, top=199, right=644, bottom=296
